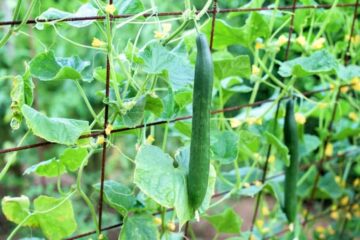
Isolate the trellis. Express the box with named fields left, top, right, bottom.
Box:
left=0, top=0, right=359, bottom=239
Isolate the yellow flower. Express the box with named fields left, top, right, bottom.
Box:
left=249, top=234, right=256, bottom=240
left=288, top=223, right=294, bottom=232
left=243, top=182, right=251, bottom=188
left=319, top=233, right=326, bottom=240
left=268, top=155, right=276, bottom=164
left=230, top=118, right=242, bottom=128
left=348, top=112, right=358, bottom=121
left=353, top=178, right=360, bottom=187
left=346, top=212, right=352, bottom=220
left=351, top=77, right=360, bottom=91
left=335, top=176, right=341, bottom=185
left=167, top=222, right=176, bottom=231
left=252, top=65, right=261, bottom=76
left=97, top=136, right=105, bottom=145
left=331, top=205, right=338, bottom=211
left=330, top=211, right=339, bottom=220
left=352, top=203, right=359, bottom=210
left=256, top=219, right=264, bottom=228
left=262, top=206, right=270, bottom=216
left=325, top=143, right=333, bottom=157
left=254, top=180, right=262, bottom=187
left=318, top=102, right=327, bottom=109
left=277, top=35, right=288, bottom=46
left=327, top=226, right=335, bottom=235
left=329, top=83, right=335, bottom=91
left=311, top=38, right=326, bottom=50
left=92, top=38, right=105, bottom=48
left=340, top=86, right=349, bottom=93
left=154, top=31, right=166, bottom=39
left=105, top=4, right=116, bottom=14
left=161, top=23, right=172, bottom=33
left=98, top=234, right=104, bottom=240
left=255, top=42, right=265, bottom=50
left=340, top=196, right=349, bottom=206
left=153, top=217, right=162, bottom=225
left=296, top=35, right=306, bottom=47
left=146, top=135, right=155, bottom=145
left=295, top=113, right=306, bottom=125
left=315, top=225, right=325, bottom=233
left=105, top=124, right=113, bottom=135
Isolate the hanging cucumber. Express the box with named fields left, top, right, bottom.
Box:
left=187, top=33, right=214, bottom=211
left=283, top=99, right=300, bottom=223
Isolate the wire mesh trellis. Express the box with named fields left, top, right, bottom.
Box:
left=0, top=1, right=359, bottom=239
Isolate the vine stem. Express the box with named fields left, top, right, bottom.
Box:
left=0, top=130, right=30, bottom=181
left=0, top=0, right=22, bottom=48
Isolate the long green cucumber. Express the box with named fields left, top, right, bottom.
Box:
left=284, top=99, right=300, bottom=223
left=187, top=33, right=214, bottom=210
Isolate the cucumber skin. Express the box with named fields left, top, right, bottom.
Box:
left=284, top=99, right=299, bottom=223
left=187, top=34, right=214, bottom=210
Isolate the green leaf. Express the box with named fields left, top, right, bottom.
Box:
left=119, top=214, right=159, bottom=240
left=34, top=195, right=77, bottom=240
left=297, top=166, right=317, bottom=198
left=264, top=131, right=289, bottom=166
left=24, top=158, right=66, bottom=177
left=134, top=145, right=216, bottom=226
left=36, top=3, right=97, bottom=29
left=299, top=134, right=321, bottom=158
left=93, top=180, right=136, bottom=216
left=337, top=65, right=360, bottom=80
left=214, top=55, right=251, bottom=80
left=30, top=51, right=90, bottom=82
left=122, top=98, right=146, bottom=127
left=10, top=66, right=34, bottom=129
left=116, top=0, right=144, bottom=14
left=139, top=43, right=194, bottom=90
left=59, top=148, right=88, bottom=172
left=202, top=13, right=270, bottom=49
left=278, top=50, right=339, bottom=78
left=318, top=172, right=344, bottom=199
left=145, top=94, right=163, bottom=117
left=93, top=66, right=125, bottom=84
left=22, top=105, right=89, bottom=145
left=174, top=89, right=193, bottom=110
left=1, top=195, right=38, bottom=227
left=174, top=121, right=192, bottom=137
left=211, top=131, right=239, bottom=164
left=204, top=208, right=242, bottom=234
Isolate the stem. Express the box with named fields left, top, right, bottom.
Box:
left=162, top=20, right=191, bottom=46
left=162, top=123, right=169, bottom=151
left=0, top=131, right=30, bottom=181
left=0, top=0, right=22, bottom=48
left=76, top=150, right=99, bottom=235
left=74, top=80, right=101, bottom=125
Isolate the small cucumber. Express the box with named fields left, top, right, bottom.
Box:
left=283, top=99, right=300, bottom=223
left=187, top=33, right=214, bottom=210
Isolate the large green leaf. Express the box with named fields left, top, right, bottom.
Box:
left=214, top=55, right=251, bottom=80
left=202, top=13, right=270, bottom=49
left=211, top=131, right=239, bottom=164
left=119, top=214, right=159, bottom=240
left=139, top=43, right=194, bottom=90
left=115, top=0, right=144, bottom=14
left=36, top=3, right=97, bottom=29
left=337, top=65, right=360, bottom=80
left=299, top=134, right=321, bottom=158
left=134, top=145, right=216, bottom=226
left=22, top=105, right=89, bottom=145
left=278, top=50, right=339, bottom=78
left=24, top=158, right=66, bottom=177
left=204, top=208, right=242, bottom=234
left=318, top=172, right=344, bottom=199
left=34, top=196, right=77, bottom=240
left=1, top=195, right=38, bottom=227
left=30, top=51, right=90, bottom=82
left=93, top=180, right=136, bottom=216
left=59, top=147, right=88, bottom=172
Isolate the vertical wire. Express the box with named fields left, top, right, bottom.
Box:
left=98, top=0, right=114, bottom=232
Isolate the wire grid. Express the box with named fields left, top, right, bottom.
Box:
left=0, top=1, right=359, bottom=239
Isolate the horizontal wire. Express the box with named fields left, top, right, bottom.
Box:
left=0, top=84, right=353, bottom=155
left=65, top=150, right=354, bottom=240
left=0, top=3, right=358, bottom=27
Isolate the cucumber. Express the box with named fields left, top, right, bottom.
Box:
left=187, top=33, right=214, bottom=210
left=283, top=99, right=299, bottom=223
